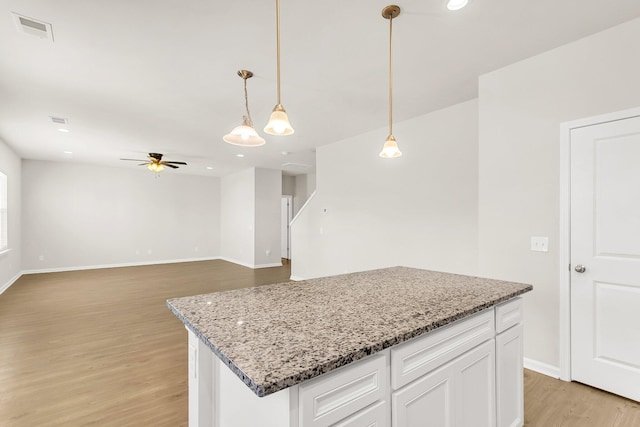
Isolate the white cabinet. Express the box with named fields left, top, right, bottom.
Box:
left=391, top=340, right=495, bottom=427
left=456, top=340, right=496, bottom=427
left=392, top=355, right=455, bottom=426
left=299, top=352, right=388, bottom=427
left=187, top=298, right=524, bottom=427
left=332, top=401, right=388, bottom=427
left=496, top=323, right=524, bottom=427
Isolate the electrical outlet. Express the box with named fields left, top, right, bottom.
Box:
left=531, top=236, right=549, bottom=252
left=39, top=255, right=44, bottom=261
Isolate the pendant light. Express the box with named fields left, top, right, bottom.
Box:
left=223, top=70, right=266, bottom=147
left=379, top=5, right=402, bottom=158
left=264, top=0, right=294, bottom=136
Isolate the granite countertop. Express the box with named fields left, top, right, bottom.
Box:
left=167, top=266, right=532, bottom=397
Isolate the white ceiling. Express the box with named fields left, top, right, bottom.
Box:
left=2, top=0, right=640, bottom=176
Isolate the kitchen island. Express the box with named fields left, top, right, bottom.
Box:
left=167, top=266, right=532, bottom=427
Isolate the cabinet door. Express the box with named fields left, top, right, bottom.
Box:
left=392, top=364, right=455, bottom=427
left=455, top=340, right=496, bottom=427
left=496, top=324, right=524, bottom=427
left=332, top=400, right=388, bottom=427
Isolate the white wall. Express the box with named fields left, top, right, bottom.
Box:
left=254, top=168, right=282, bottom=266
left=0, top=139, right=21, bottom=291
left=221, top=168, right=255, bottom=267
left=478, top=17, right=640, bottom=369
left=292, top=173, right=317, bottom=216
left=21, top=160, right=220, bottom=271
left=282, top=174, right=295, bottom=196
left=221, top=167, right=282, bottom=268
left=293, top=175, right=307, bottom=216
left=292, top=99, right=479, bottom=279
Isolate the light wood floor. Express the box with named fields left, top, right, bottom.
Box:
left=0, top=260, right=638, bottom=426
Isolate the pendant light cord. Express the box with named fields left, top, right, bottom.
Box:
left=243, top=76, right=253, bottom=126
left=389, top=14, right=393, bottom=135
left=276, top=0, right=282, bottom=105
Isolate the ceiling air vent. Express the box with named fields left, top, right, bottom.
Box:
left=282, top=162, right=311, bottom=170
left=50, top=116, right=68, bottom=125
left=12, top=13, right=54, bottom=42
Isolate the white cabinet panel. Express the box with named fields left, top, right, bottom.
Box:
left=300, top=352, right=388, bottom=427
left=455, top=340, right=495, bottom=427
left=392, top=363, right=455, bottom=427
left=332, top=400, right=389, bottom=427
left=496, top=324, right=524, bottom=427
left=495, top=298, right=522, bottom=334
left=391, top=310, right=494, bottom=389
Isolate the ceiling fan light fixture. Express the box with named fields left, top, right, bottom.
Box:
left=147, top=163, right=164, bottom=173
left=224, top=70, right=266, bottom=147
left=264, top=0, right=294, bottom=136
left=447, top=0, right=469, bottom=11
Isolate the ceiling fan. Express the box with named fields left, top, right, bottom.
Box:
left=120, top=153, right=187, bottom=173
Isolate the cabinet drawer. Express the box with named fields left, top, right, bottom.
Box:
left=299, top=352, right=388, bottom=427
left=391, top=309, right=494, bottom=390
left=495, top=297, right=522, bottom=333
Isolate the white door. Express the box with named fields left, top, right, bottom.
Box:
left=570, top=115, right=640, bottom=402
left=281, top=196, right=292, bottom=259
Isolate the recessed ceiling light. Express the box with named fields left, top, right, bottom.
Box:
left=236, top=154, right=245, bottom=158
left=206, top=166, right=213, bottom=170
left=281, top=151, right=289, bottom=156
left=57, top=128, right=69, bottom=133
left=447, top=0, right=469, bottom=10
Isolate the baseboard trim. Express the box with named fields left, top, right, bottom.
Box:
left=524, top=358, right=561, bottom=379
left=22, top=257, right=222, bottom=275
left=289, top=275, right=306, bottom=281
left=218, top=257, right=282, bottom=270
left=0, top=272, right=23, bottom=296
left=254, top=262, right=283, bottom=269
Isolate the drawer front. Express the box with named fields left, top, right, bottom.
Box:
left=332, top=400, right=388, bottom=427
left=495, top=297, right=522, bottom=333
left=391, top=309, right=495, bottom=390
left=299, top=352, right=388, bottom=427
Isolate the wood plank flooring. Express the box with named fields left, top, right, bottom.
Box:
left=0, top=259, right=638, bottom=426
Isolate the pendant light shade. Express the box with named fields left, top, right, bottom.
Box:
left=264, top=0, right=294, bottom=136
left=223, top=70, right=266, bottom=147
left=265, top=104, right=294, bottom=136
left=379, top=5, right=402, bottom=158
left=380, top=134, right=402, bottom=158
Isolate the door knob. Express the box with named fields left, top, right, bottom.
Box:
left=574, top=264, right=586, bottom=273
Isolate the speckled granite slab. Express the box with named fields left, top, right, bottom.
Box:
left=167, top=266, right=532, bottom=397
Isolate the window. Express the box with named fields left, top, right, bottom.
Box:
left=0, top=172, right=6, bottom=251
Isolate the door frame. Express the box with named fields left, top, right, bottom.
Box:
left=281, top=195, right=293, bottom=260
left=559, top=106, right=640, bottom=381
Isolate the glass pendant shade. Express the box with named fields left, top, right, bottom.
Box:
left=379, top=134, right=402, bottom=158
left=264, top=104, right=294, bottom=136
left=224, top=116, right=266, bottom=146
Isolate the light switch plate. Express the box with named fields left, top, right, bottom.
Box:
left=531, top=236, right=549, bottom=252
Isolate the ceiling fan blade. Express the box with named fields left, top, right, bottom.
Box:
left=120, top=158, right=147, bottom=161
left=164, top=164, right=179, bottom=169
left=164, top=161, right=187, bottom=165
left=138, top=163, right=149, bottom=166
